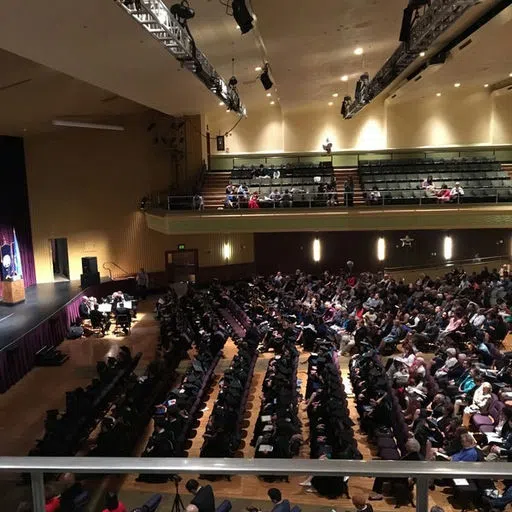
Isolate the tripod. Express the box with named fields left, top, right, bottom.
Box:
left=171, top=477, right=185, bottom=512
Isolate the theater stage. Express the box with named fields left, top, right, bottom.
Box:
left=0, top=278, right=135, bottom=393
left=0, top=281, right=82, bottom=351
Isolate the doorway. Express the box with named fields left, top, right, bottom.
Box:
left=165, top=249, right=198, bottom=283
left=50, top=238, right=70, bottom=281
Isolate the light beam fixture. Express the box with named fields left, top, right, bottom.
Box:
left=232, top=0, right=254, bottom=34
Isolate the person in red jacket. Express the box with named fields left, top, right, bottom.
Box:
left=102, top=492, right=127, bottom=512
left=248, top=193, right=260, bottom=209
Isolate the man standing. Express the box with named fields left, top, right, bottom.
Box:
left=136, top=267, right=149, bottom=300
left=186, top=479, right=215, bottom=512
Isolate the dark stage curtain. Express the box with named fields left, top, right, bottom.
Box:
left=0, top=279, right=135, bottom=393
left=0, top=136, right=36, bottom=294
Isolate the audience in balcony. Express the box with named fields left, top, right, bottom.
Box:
left=249, top=193, right=260, bottom=208
left=450, top=182, right=465, bottom=201
left=437, top=184, right=451, bottom=202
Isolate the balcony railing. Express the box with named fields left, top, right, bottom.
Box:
left=148, top=188, right=512, bottom=212
left=3, top=457, right=511, bottom=512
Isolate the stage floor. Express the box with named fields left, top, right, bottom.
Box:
left=0, top=281, right=82, bottom=351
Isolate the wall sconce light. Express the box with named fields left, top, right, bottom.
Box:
left=313, top=238, right=321, bottom=262
left=223, top=242, right=232, bottom=261
left=377, top=237, right=386, bottom=261
left=443, top=236, right=453, bottom=261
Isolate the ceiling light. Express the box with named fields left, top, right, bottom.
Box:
left=219, top=101, right=224, bottom=106
left=332, top=93, right=339, bottom=98
left=226, top=109, right=230, bottom=112
left=255, top=66, right=262, bottom=72
left=328, top=102, right=334, bottom=106
left=341, top=75, right=349, bottom=82
left=509, top=73, right=512, bottom=77
left=436, top=92, right=441, bottom=97
left=454, top=83, right=461, bottom=88
left=266, top=92, right=271, bottom=97
left=270, top=101, right=275, bottom=105
left=419, top=51, right=426, bottom=57
left=484, top=84, right=489, bottom=88
left=354, top=47, right=364, bottom=56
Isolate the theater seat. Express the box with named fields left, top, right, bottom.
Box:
left=216, top=500, right=233, bottom=512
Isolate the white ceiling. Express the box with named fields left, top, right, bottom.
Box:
left=0, top=0, right=510, bottom=134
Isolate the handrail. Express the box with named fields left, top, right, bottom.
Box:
left=385, top=255, right=510, bottom=273
left=102, top=261, right=133, bottom=281
left=4, top=457, right=512, bottom=512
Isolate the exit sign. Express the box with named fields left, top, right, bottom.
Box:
left=178, top=244, right=186, bottom=251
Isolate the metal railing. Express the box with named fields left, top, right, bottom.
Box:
left=2, top=457, right=511, bottom=512
left=147, top=188, right=512, bottom=212
left=102, top=262, right=135, bottom=281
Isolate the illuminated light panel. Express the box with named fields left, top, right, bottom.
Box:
left=454, top=83, right=461, bottom=88
left=443, top=236, right=453, bottom=260
left=222, top=242, right=232, bottom=261
left=313, top=239, right=321, bottom=262
left=341, top=75, right=349, bottom=82
left=354, top=47, right=364, bottom=55
left=377, top=237, right=386, bottom=261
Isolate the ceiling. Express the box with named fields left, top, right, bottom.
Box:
left=0, top=0, right=510, bottom=135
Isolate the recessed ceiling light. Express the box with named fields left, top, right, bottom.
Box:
left=255, top=66, right=262, bottom=72
left=332, top=93, right=339, bottom=98
left=266, top=92, right=271, bottom=97
left=235, top=25, right=240, bottom=30
left=219, top=102, right=224, bottom=106
left=484, top=84, right=489, bottom=88
left=328, top=102, right=334, bottom=106
left=270, top=101, right=275, bottom=105
left=419, top=51, right=426, bottom=57
left=226, top=109, right=230, bottom=112
left=509, top=73, right=512, bottom=77
left=341, top=75, right=349, bottom=82
left=354, top=47, right=363, bottom=55
left=454, top=83, right=461, bottom=87
left=436, top=92, right=441, bottom=97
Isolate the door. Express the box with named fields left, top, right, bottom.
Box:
left=50, top=238, right=70, bottom=281
left=165, top=249, right=198, bottom=283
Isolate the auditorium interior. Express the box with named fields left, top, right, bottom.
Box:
left=1, top=1, right=512, bottom=512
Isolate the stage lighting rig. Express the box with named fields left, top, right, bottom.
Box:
left=355, top=73, right=370, bottom=104
left=117, top=0, right=246, bottom=116
left=400, top=0, right=431, bottom=44
left=341, top=96, right=353, bottom=119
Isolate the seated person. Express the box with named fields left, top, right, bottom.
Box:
left=437, top=184, right=451, bottom=203
left=79, top=296, right=91, bottom=319
left=248, top=193, right=260, bottom=209
left=102, top=492, right=127, bottom=512
left=90, top=304, right=111, bottom=336
left=451, top=433, right=479, bottom=462
left=450, top=182, right=464, bottom=201
left=461, top=381, right=492, bottom=426
left=267, top=488, right=290, bottom=512
left=186, top=479, right=215, bottom=512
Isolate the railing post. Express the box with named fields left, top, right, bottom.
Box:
left=31, top=472, right=45, bottom=512
left=416, top=477, right=429, bottom=512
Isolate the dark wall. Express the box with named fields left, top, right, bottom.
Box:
left=254, top=229, right=511, bottom=275
left=0, top=136, right=36, bottom=289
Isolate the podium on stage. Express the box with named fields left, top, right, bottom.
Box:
left=2, top=279, right=25, bottom=305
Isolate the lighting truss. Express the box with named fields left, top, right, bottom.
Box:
left=343, top=0, right=480, bottom=119
left=117, top=0, right=246, bottom=116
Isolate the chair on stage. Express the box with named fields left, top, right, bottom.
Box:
left=114, top=313, right=131, bottom=336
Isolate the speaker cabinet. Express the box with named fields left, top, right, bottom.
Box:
left=80, top=272, right=100, bottom=288
left=81, top=257, right=98, bottom=275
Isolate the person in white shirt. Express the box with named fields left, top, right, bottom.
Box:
left=461, top=381, right=492, bottom=424
left=470, top=308, right=486, bottom=328
left=450, top=182, right=464, bottom=201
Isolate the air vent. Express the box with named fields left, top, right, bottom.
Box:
left=458, top=39, right=473, bottom=51
left=0, top=78, right=32, bottom=91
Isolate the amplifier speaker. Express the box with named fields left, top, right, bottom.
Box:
left=80, top=272, right=100, bottom=288
left=81, top=257, right=98, bottom=275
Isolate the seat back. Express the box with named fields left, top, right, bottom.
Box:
left=216, top=500, right=233, bottom=512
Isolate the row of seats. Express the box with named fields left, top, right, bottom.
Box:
left=233, top=176, right=334, bottom=187
left=360, top=157, right=498, bottom=167
left=361, top=173, right=509, bottom=183
left=232, top=165, right=333, bottom=181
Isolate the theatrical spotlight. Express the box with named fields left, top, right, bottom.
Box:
left=341, top=96, right=352, bottom=119
left=260, top=64, right=273, bottom=91
left=229, top=76, right=238, bottom=88
left=399, top=0, right=430, bottom=44
left=232, top=0, right=254, bottom=34
left=355, top=73, right=370, bottom=104
left=171, top=0, right=195, bottom=22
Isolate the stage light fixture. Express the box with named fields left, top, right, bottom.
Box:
left=341, top=96, right=352, bottom=119
left=260, top=65, right=273, bottom=91
left=232, top=0, right=254, bottom=34
left=229, top=76, right=238, bottom=88
left=170, top=0, right=195, bottom=22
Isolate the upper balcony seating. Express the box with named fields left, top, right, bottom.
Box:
left=359, top=157, right=512, bottom=203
